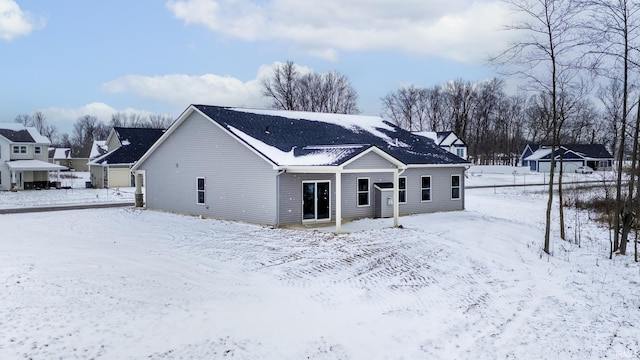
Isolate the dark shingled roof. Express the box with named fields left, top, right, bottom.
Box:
left=0, top=128, right=35, bottom=143
left=92, top=127, right=165, bottom=165
left=194, top=105, right=468, bottom=166
left=526, top=144, right=613, bottom=160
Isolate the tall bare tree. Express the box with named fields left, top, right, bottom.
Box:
left=262, top=61, right=359, bottom=114
left=582, top=0, right=640, bottom=255
left=492, top=0, right=587, bottom=253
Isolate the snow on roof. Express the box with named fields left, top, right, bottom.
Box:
left=193, top=105, right=468, bottom=167
left=5, top=159, right=67, bottom=171
left=413, top=131, right=438, bottom=143
left=524, top=148, right=553, bottom=161
left=231, top=107, right=399, bottom=146
left=90, top=141, right=107, bottom=159
left=0, top=123, right=51, bottom=144
left=52, top=148, right=71, bottom=159
left=228, top=126, right=367, bottom=166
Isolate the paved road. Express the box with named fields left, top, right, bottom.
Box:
left=0, top=202, right=135, bottom=214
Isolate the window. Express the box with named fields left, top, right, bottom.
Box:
left=399, top=176, right=407, bottom=203
left=456, top=148, right=465, bottom=158
left=357, top=178, right=370, bottom=206
left=451, top=175, right=461, bottom=200
left=35, top=146, right=41, bottom=155
left=13, top=145, right=27, bottom=154
left=196, top=177, right=206, bottom=205
left=421, top=176, right=431, bottom=202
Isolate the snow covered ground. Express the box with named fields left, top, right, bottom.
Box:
left=0, top=167, right=638, bottom=359
left=0, top=172, right=134, bottom=209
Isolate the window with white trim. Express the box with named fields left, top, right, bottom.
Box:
left=13, top=145, right=27, bottom=154
left=196, top=177, right=206, bottom=205
left=456, top=148, right=465, bottom=158
left=421, top=176, right=431, bottom=202
left=451, top=175, right=461, bottom=200
left=399, top=176, right=407, bottom=203
left=35, top=146, right=41, bottom=155
left=357, top=178, right=370, bottom=206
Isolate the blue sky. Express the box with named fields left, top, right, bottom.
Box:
left=0, top=0, right=512, bottom=135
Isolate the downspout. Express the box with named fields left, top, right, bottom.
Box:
left=336, top=169, right=342, bottom=233
left=275, top=169, right=285, bottom=227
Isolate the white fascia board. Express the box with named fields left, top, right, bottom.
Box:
left=341, top=146, right=406, bottom=169
left=406, top=163, right=470, bottom=169
left=133, top=105, right=280, bottom=172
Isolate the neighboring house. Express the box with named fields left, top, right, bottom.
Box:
left=132, top=105, right=470, bottom=231
left=414, top=131, right=468, bottom=160
left=89, top=127, right=164, bottom=188
left=521, top=144, right=614, bottom=172
left=0, top=123, right=67, bottom=190
left=48, top=147, right=73, bottom=168
left=89, top=140, right=108, bottom=161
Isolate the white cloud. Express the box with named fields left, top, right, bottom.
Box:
left=101, top=66, right=283, bottom=110
left=165, top=0, right=513, bottom=63
left=0, top=0, right=45, bottom=41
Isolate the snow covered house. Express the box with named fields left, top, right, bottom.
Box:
left=413, top=131, right=467, bottom=160
left=521, top=144, right=613, bottom=172
left=0, top=123, right=66, bottom=190
left=132, top=105, right=470, bottom=231
left=89, top=127, right=164, bottom=188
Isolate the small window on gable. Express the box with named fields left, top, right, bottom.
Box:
left=421, top=176, right=431, bottom=202
left=35, top=146, right=41, bottom=155
left=399, top=177, right=407, bottom=204
left=456, top=148, right=465, bottom=158
left=357, top=178, right=370, bottom=207
left=197, top=177, right=206, bottom=205
left=451, top=175, right=461, bottom=200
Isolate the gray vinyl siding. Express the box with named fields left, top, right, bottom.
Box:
left=277, top=167, right=465, bottom=225
left=340, top=172, right=394, bottom=220
left=344, top=152, right=397, bottom=170
left=278, top=173, right=336, bottom=225
left=398, top=167, right=465, bottom=215
left=139, top=112, right=279, bottom=225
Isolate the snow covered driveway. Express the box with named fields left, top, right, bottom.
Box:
left=0, top=188, right=638, bottom=359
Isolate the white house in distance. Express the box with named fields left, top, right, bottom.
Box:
left=414, top=131, right=468, bottom=160
left=132, top=105, right=470, bottom=231
left=0, top=123, right=66, bottom=190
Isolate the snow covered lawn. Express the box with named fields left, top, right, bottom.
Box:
left=1, top=170, right=638, bottom=359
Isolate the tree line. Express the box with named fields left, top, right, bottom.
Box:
left=14, top=111, right=174, bottom=156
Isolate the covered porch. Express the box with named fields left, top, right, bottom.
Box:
left=5, top=160, right=68, bottom=190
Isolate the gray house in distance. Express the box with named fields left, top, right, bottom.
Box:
left=132, top=105, right=470, bottom=231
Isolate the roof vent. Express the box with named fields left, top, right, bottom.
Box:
left=265, top=126, right=270, bottom=134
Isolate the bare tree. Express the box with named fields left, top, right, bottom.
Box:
left=492, top=0, right=587, bottom=253
left=262, top=61, right=359, bottom=114
left=147, top=114, right=174, bottom=129
left=582, top=0, right=640, bottom=255
left=14, top=111, right=58, bottom=143
left=381, top=86, right=429, bottom=131
left=71, top=115, right=109, bottom=154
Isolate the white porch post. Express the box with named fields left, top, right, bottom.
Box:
left=335, top=170, right=342, bottom=233
left=10, top=170, right=16, bottom=189
left=393, top=168, right=399, bottom=228
left=134, top=170, right=144, bottom=208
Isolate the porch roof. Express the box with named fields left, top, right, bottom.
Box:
left=5, top=160, right=67, bottom=171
